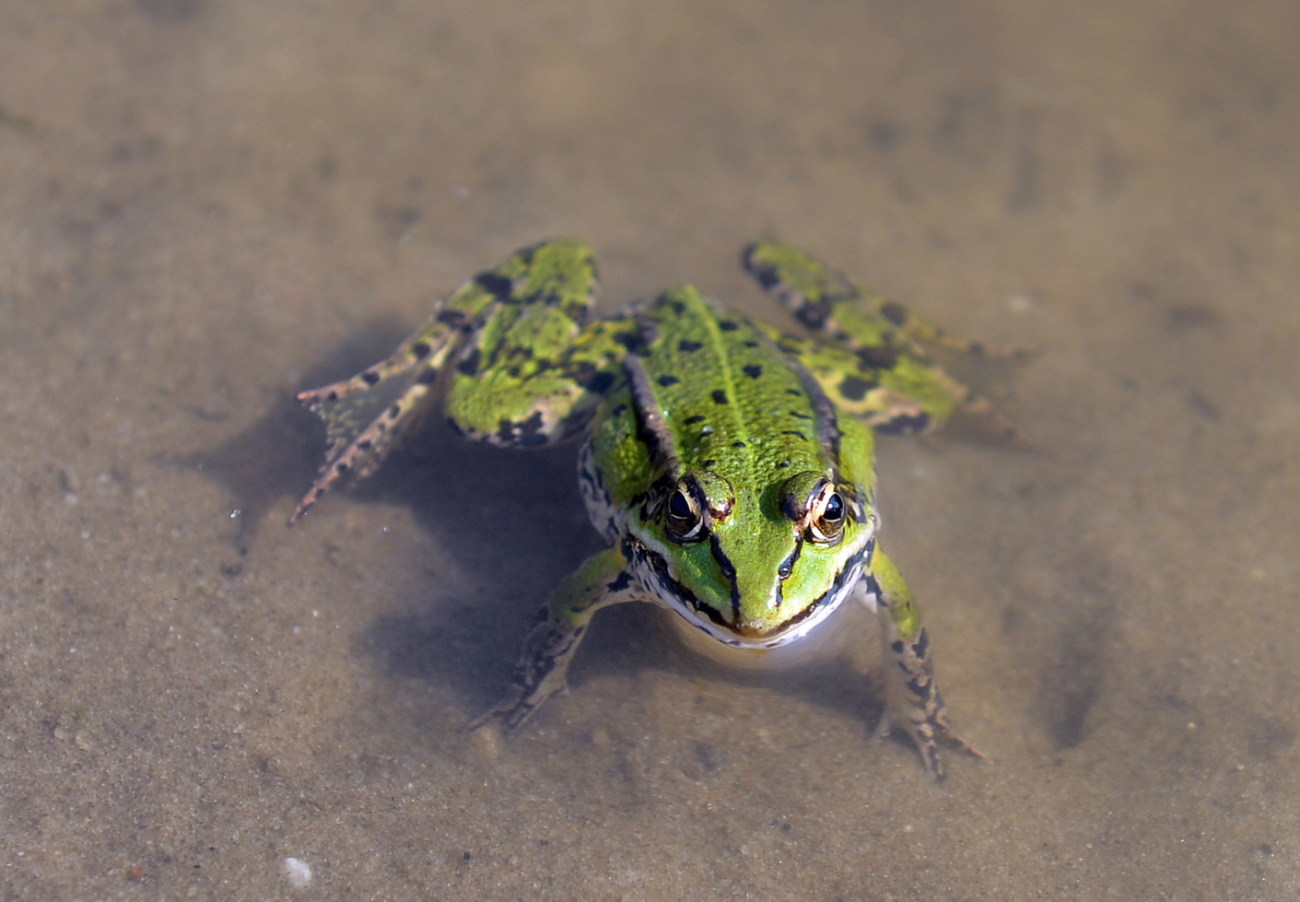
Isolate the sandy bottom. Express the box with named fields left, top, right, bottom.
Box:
left=1, top=1, right=1298, bottom=898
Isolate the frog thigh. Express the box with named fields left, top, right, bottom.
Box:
left=443, top=317, right=636, bottom=447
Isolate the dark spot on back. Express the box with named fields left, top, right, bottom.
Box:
left=839, top=375, right=872, bottom=402
left=581, top=370, right=616, bottom=394
left=795, top=303, right=831, bottom=330
left=456, top=347, right=482, bottom=375
left=615, top=330, right=644, bottom=352
left=475, top=272, right=514, bottom=300
left=855, top=346, right=898, bottom=370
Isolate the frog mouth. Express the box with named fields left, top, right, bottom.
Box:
left=625, top=535, right=871, bottom=650
left=714, top=556, right=866, bottom=649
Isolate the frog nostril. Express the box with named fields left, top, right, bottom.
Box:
left=776, top=538, right=802, bottom=581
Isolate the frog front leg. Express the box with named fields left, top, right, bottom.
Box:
left=863, top=548, right=984, bottom=779
left=470, top=546, right=639, bottom=730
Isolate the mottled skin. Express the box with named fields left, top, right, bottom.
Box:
left=292, top=239, right=1026, bottom=778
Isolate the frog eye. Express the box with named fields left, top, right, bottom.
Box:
left=808, top=489, right=846, bottom=545
left=665, top=485, right=705, bottom=543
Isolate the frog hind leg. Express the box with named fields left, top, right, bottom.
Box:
left=468, top=545, right=640, bottom=731
left=290, top=240, right=608, bottom=523
left=860, top=547, right=985, bottom=780
left=742, top=241, right=1029, bottom=441
left=441, top=315, right=637, bottom=450
left=291, top=347, right=444, bottom=523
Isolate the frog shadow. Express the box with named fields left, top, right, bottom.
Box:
left=261, top=330, right=905, bottom=749
left=355, top=420, right=606, bottom=720
left=592, top=605, right=894, bottom=743
left=361, top=429, right=896, bottom=744
left=366, top=575, right=894, bottom=750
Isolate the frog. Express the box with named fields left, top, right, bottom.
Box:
left=290, top=239, right=1027, bottom=779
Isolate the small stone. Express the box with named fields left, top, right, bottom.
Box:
left=282, top=857, right=312, bottom=888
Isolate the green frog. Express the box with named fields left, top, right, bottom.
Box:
left=291, top=239, right=1025, bottom=779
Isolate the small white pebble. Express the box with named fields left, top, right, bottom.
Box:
left=283, top=857, right=312, bottom=888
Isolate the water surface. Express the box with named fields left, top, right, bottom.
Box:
left=1, top=1, right=1297, bottom=898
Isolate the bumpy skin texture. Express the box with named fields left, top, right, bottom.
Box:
left=292, top=239, right=1026, bottom=779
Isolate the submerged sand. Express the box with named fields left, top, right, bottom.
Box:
left=1, top=2, right=1298, bottom=898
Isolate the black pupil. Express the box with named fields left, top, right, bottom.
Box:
left=669, top=490, right=694, bottom=521
left=823, top=493, right=844, bottom=521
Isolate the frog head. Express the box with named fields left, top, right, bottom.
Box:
left=629, top=465, right=877, bottom=650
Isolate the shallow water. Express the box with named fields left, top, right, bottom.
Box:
left=2, top=1, right=1298, bottom=898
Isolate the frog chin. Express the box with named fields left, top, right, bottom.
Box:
left=664, top=583, right=864, bottom=670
